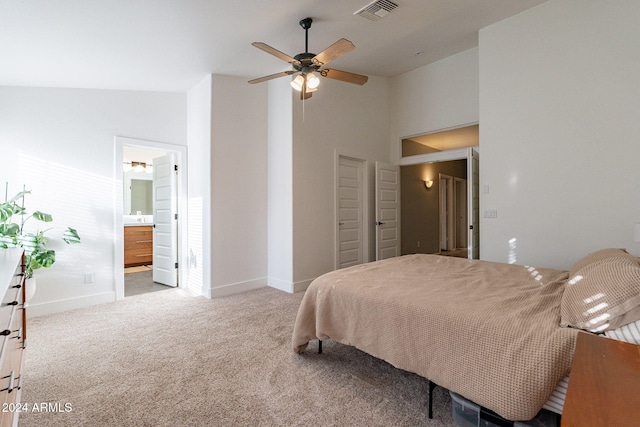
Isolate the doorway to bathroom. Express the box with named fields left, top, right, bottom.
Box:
left=114, top=137, right=187, bottom=300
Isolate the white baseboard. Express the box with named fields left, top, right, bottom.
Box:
left=209, top=277, right=267, bottom=298
left=27, top=292, right=116, bottom=318
left=268, top=277, right=314, bottom=293
left=268, top=277, right=294, bottom=293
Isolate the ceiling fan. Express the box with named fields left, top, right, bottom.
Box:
left=248, top=17, right=368, bottom=100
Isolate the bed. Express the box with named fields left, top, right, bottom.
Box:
left=291, top=248, right=640, bottom=422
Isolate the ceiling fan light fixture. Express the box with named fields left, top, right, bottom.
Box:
left=290, top=75, right=305, bottom=91
left=306, top=72, right=320, bottom=89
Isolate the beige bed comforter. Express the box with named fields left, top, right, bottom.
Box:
left=292, top=254, right=579, bottom=421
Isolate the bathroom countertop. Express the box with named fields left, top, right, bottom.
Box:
left=124, top=223, right=154, bottom=227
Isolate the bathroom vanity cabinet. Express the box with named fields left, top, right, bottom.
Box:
left=124, top=225, right=153, bottom=267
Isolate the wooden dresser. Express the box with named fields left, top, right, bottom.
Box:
left=0, top=249, right=26, bottom=427
left=124, top=225, right=153, bottom=267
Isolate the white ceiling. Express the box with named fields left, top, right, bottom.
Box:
left=0, top=0, right=547, bottom=93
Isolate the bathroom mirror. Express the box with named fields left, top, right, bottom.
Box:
left=124, top=172, right=153, bottom=215
left=131, top=179, right=152, bottom=215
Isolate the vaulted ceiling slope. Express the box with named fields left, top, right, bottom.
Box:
left=0, top=0, right=547, bottom=92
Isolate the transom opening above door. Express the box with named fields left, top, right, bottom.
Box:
left=402, top=124, right=478, bottom=158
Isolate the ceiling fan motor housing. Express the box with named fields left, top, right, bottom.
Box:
left=299, top=18, right=312, bottom=30
left=293, top=52, right=319, bottom=72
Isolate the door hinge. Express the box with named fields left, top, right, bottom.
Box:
left=174, top=213, right=178, bottom=220
left=175, top=262, right=179, bottom=269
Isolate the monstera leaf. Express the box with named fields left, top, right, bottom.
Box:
left=32, top=211, right=53, bottom=222
left=0, top=223, right=19, bottom=237
left=29, top=248, right=56, bottom=270
left=62, top=227, right=81, bottom=244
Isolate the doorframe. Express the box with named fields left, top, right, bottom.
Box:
left=454, top=177, right=468, bottom=249
left=334, top=151, right=369, bottom=269
left=114, top=136, right=188, bottom=300
left=439, top=174, right=454, bottom=252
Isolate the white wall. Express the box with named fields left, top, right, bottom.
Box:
left=390, top=47, right=479, bottom=161
left=479, top=0, right=640, bottom=269
left=291, top=76, right=391, bottom=289
left=209, top=75, right=268, bottom=296
left=187, top=74, right=269, bottom=298
left=0, top=86, right=186, bottom=315
left=267, top=78, right=294, bottom=292
left=186, top=75, right=212, bottom=296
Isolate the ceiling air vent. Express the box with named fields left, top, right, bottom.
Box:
left=354, top=0, right=399, bottom=21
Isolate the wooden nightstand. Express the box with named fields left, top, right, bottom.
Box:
left=562, top=331, right=640, bottom=426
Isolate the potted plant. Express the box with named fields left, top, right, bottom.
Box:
left=0, top=185, right=81, bottom=299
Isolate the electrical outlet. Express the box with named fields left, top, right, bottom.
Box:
left=483, top=209, right=498, bottom=219
left=84, top=273, right=94, bottom=283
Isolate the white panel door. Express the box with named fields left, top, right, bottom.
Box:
left=375, top=162, right=400, bottom=260
left=467, top=148, right=480, bottom=259
left=336, top=156, right=364, bottom=269
left=153, top=153, right=178, bottom=286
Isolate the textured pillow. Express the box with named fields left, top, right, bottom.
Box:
left=561, top=256, right=640, bottom=332
left=569, top=248, right=637, bottom=278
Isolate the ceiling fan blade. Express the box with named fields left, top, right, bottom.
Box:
left=248, top=70, right=295, bottom=84
left=312, top=38, right=355, bottom=66
left=321, top=68, right=369, bottom=85
left=251, top=42, right=297, bottom=64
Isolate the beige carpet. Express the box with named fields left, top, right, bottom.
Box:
left=19, top=287, right=457, bottom=427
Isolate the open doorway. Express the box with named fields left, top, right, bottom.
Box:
left=400, top=160, right=468, bottom=256
left=398, top=124, right=479, bottom=259
left=114, top=137, right=187, bottom=300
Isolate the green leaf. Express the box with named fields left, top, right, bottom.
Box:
left=0, top=235, right=16, bottom=248
left=62, top=227, right=81, bottom=244
left=17, top=233, right=38, bottom=254
left=33, top=211, right=53, bottom=222
left=0, top=203, right=15, bottom=222
left=7, top=190, right=30, bottom=204
left=32, top=249, right=56, bottom=269
left=0, top=223, right=20, bottom=237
